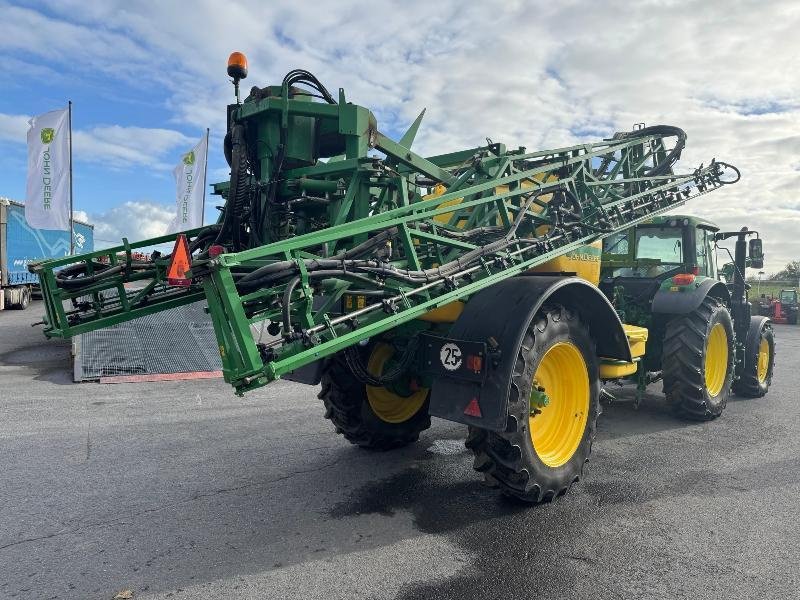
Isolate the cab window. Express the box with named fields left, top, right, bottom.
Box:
left=693, top=227, right=719, bottom=278
left=603, top=231, right=629, bottom=255
left=609, top=227, right=684, bottom=278
left=706, top=230, right=718, bottom=278
left=696, top=228, right=710, bottom=276
left=635, top=227, right=682, bottom=262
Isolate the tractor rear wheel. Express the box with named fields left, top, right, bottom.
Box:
left=662, top=296, right=735, bottom=420
left=733, top=319, right=775, bottom=397
left=466, top=304, right=600, bottom=503
left=319, top=341, right=431, bottom=450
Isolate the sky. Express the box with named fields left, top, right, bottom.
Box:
left=0, top=0, right=798, bottom=273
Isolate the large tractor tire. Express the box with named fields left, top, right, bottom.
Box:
left=466, top=304, right=600, bottom=503
left=733, top=318, right=775, bottom=398
left=319, top=341, right=431, bottom=450
left=662, top=296, right=735, bottom=420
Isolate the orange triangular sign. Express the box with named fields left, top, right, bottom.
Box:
left=167, top=234, right=192, bottom=287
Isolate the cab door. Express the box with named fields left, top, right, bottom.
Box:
left=695, top=227, right=718, bottom=278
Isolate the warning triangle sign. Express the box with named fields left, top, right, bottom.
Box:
left=463, top=397, right=482, bottom=418
left=167, top=234, right=192, bottom=287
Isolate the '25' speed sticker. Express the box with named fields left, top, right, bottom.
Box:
left=440, top=343, right=463, bottom=371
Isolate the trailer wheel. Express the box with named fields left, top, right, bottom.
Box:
left=662, top=296, right=734, bottom=420
left=733, top=319, right=775, bottom=398
left=319, top=342, right=431, bottom=450
left=466, top=304, right=600, bottom=503
left=9, top=286, right=31, bottom=310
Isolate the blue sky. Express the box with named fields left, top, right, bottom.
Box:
left=0, top=2, right=222, bottom=243
left=1, top=0, right=798, bottom=271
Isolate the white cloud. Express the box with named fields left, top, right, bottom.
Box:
left=72, top=125, right=193, bottom=169
left=0, top=112, right=30, bottom=142
left=2, top=0, right=799, bottom=271
left=0, top=111, right=193, bottom=169
left=84, top=200, right=174, bottom=247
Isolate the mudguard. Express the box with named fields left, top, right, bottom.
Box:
left=651, top=277, right=731, bottom=315
left=429, top=275, right=630, bottom=431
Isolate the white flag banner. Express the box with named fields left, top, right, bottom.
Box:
left=168, top=131, right=208, bottom=233
left=25, top=107, right=71, bottom=231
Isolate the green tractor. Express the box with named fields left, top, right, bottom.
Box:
left=600, top=215, right=775, bottom=417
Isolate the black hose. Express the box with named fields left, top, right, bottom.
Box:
left=236, top=227, right=400, bottom=290
left=55, top=262, right=153, bottom=288
left=282, top=69, right=337, bottom=104
left=615, top=125, right=687, bottom=176
left=216, top=123, right=249, bottom=249
left=281, top=270, right=384, bottom=335
left=714, top=161, right=741, bottom=184
left=344, top=338, right=418, bottom=386
left=253, top=187, right=551, bottom=299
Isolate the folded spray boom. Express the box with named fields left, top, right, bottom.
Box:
left=31, top=66, right=739, bottom=395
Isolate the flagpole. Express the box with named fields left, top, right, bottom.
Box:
left=68, top=100, right=74, bottom=254
left=202, top=128, right=209, bottom=226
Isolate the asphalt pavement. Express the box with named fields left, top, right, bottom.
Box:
left=1, top=301, right=798, bottom=599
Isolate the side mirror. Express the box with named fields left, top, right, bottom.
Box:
left=749, top=238, right=764, bottom=269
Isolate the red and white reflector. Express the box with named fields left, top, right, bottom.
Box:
left=167, top=234, right=192, bottom=287
left=463, top=397, right=482, bottom=418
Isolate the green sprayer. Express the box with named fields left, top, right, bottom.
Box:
left=31, top=53, right=772, bottom=502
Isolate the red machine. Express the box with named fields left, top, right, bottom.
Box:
left=760, top=289, right=799, bottom=324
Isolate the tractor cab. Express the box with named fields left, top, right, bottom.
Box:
left=601, top=215, right=719, bottom=281
left=598, top=216, right=720, bottom=323
left=779, top=289, right=798, bottom=306
left=775, top=289, right=799, bottom=324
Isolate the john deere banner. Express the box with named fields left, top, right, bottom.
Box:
left=25, top=107, right=71, bottom=231
left=168, top=130, right=208, bottom=233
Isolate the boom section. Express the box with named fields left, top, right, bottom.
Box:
left=30, top=77, right=739, bottom=395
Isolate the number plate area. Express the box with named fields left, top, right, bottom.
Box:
left=419, top=333, right=488, bottom=383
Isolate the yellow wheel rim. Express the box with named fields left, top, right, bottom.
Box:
left=366, top=343, right=428, bottom=423
left=756, top=337, right=770, bottom=383
left=704, top=323, right=729, bottom=397
left=529, top=342, right=590, bottom=468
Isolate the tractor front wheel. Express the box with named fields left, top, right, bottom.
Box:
left=733, top=318, right=775, bottom=398
left=319, top=341, right=431, bottom=450
left=662, top=296, right=735, bottom=420
left=466, top=304, right=600, bottom=503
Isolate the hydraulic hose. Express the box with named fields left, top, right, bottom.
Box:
left=243, top=187, right=563, bottom=300
left=216, top=123, right=249, bottom=249
left=344, top=338, right=418, bottom=386
left=281, top=270, right=384, bottom=334
left=55, top=262, right=152, bottom=289
left=615, top=125, right=687, bottom=176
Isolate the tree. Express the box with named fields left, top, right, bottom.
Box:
left=770, top=260, right=800, bottom=281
